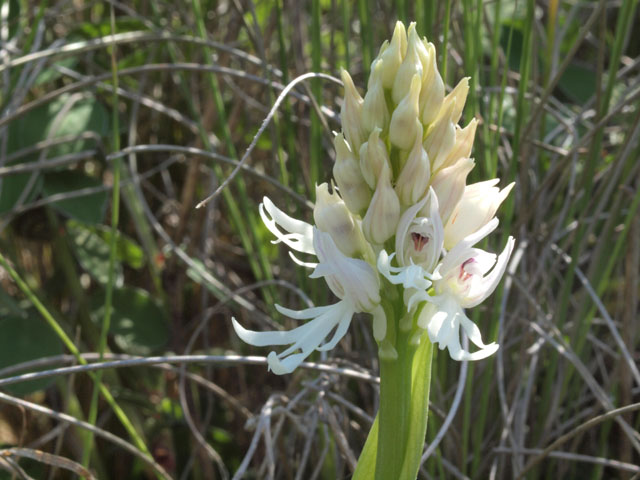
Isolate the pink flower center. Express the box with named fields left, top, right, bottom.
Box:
left=459, top=258, right=476, bottom=283
left=411, top=232, right=429, bottom=252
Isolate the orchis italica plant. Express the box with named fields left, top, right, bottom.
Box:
left=233, top=21, right=514, bottom=479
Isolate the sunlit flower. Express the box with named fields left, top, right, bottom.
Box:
left=444, top=179, right=514, bottom=249
left=234, top=199, right=384, bottom=374
left=421, top=219, right=515, bottom=360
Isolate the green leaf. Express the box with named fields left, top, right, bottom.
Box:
left=558, top=62, right=597, bottom=104
left=34, top=57, right=79, bottom=86
left=500, top=21, right=525, bottom=72
left=0, top=171, right=43, bottom=215
left=95, top=226, right=145, bottom=269
left=1, top=94, right=108, bottom=216
left=44, top=96, right=110, bottom=158
left=400, top=334, right=434, bottom=479
left=353, top=415, right=379, bottom=480
left=6, top=94, right=108, bottom=159
left=7, top=0, right=21, bottom=39
left=67, top=219, right=145, bottom=269
left=0, top=311, right=63, bottom=395
left=43, top=170, right=107, bottom=224
left=90, top=287, right=169, bottom=355
left=66, top=220, right=123, bottom=286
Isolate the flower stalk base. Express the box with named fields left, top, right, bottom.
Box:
left=354, top=313, right=434, bottom=480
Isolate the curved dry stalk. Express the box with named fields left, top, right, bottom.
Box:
left=0, top=391, right=172, bottom=479
left=0, top=448, right=96, bottom=480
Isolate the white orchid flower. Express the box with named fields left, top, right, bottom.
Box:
left=377, top=250, right=436, bottom=312
left=233, top=215, right=384, bottom=374
left=422, top=218, right=515, bottom=360
left=376, top=189, right=443, bottom=311
left=395, top=188, right=443, bottom=271
left=444, top=179, right=515, bottom=249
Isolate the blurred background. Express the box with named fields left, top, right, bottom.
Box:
left=0, top=0, right=639, bottom=478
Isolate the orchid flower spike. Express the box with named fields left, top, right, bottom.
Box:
left=235, top=20, right=515, bottom=376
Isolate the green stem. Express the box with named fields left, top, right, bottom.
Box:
left=376, top=328, right=414, bottom=478
left=83, top=5, right=122, bottom=465
left=353, top=305, right=434, bottom=480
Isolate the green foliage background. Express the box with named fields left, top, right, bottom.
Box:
left=0, top=0, right=638, bottom=478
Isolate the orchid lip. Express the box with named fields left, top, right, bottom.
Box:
left=411, top=232, right=430, bottom=251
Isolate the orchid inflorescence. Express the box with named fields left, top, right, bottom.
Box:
left=233, top=21, right=514, bottom=374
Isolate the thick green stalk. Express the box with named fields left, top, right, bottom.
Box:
left=354, top=304, right=434, bottom=480
left=376, top=328, right=414, bottom=479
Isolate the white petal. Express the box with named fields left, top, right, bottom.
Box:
left=395, top=193, right=430, bottom=266
left=426, top=308, right=449, bottom=344
left=406, top=288, right=431, bottom=311
left=232, top=317, right=308, bottom=347
left=459, top=312, right=492, bottom=348
left=235, top=300, right=358, bottom=375
left=289, top=252, right=317, bottom=269
left=421, top=296, right=500, bottom=361
left=462, top=236, right=515, bottom=308
left=314, top=230, right=380, bottom=311
left=274, top=303, right=334, bottom=320
left=417, top=301, right=438, bottom=329
left=267, top=351, right=306, bottom=375
left=440, top=217, right=499, bottom=275
left=260, top=197, right=315, bottom=254
left=317, top=305, right=353, bottom=351
left=455, top=343, right=499, bottom=361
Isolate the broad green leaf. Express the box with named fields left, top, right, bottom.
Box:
left=6, top=94, right=108, bottom=159
left=352, top=414, right=379, bottom=480
left=34, top=57, right=79, bottom=86
left=44, top=96, right=109, bottom=158
left=95, top=226, right=145, bottom=270
left=67, top=219, right=145, bottom=269
left=43, top=170, right=107, bottom=224
left=558, top=62, right=597, bottom=104
left=0, top=171, right=43, bottom=215
left=66, top=220, right=123, bottom=286
left=400, top=334, right=434, bottom=479
left=90, top=287, right=169, bottom=355
left=1, top=94, right=108, bottom=216
left=0, top=311, right=63, bottom=395
left=7, top=0, right=21, bottom=39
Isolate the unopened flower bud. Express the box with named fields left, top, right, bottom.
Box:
left=363, top=59, right=390, bottom=134
left=392, top=23, right=424, bottom=104
left=313, top=183, right=366, bottom=257
left=423, top=100, right=456, bottom=171
left=359, top=128, right=390, bottom=189
left=419, top=41, right=445, bottom=126
left=340, top=69, right=366, bottom=151
left=429, top=157, right=475, bottom=223
left=389, top=74, right=422, bottom=150
left=396, top=120, right=430, bottom=205
left=333, top=133, right=371, bottom=214
left=412, top=28, right=430, bottom=75
left=440, top=118, right=477, bottom=170
left=379, top=21, right=407, bottom=88
left=362, top=163, right=400, bottom=244
left=444, top=180, right=514, bottom=249
left=443, top=77, right=470, bottom=125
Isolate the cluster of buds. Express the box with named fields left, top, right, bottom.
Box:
left=234, top=21, right=514, bottom=372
